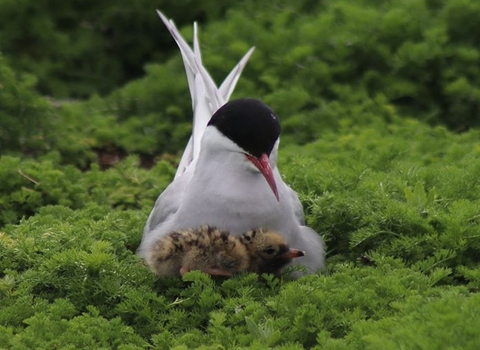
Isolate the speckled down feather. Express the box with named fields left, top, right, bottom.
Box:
left=144, top=226, right=305, bottom=277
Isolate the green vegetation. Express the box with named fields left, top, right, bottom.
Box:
left=1, top=0, right=479, bottom=348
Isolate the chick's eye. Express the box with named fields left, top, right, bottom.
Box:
left=263, top=247, right=276, bottom=255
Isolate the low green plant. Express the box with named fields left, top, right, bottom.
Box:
left=1, top=115, right=479, bottom=348
left=0, top=0, right=232, bottom=97
left=0, top=56, right=54, bottom=154
left=0, top=153, right=174, bottom=226
left=1, top=0, right=480, bottom=348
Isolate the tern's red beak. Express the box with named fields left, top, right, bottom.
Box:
left=246, top=153, right=279, bottom=201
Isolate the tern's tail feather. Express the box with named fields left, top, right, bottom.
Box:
left=156, top=10, right=254, bottom=178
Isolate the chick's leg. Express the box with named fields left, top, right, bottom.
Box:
left=202, top=267, right=232, bottom=277
left=179, top=266, right=190, bottom=276
left=179, top=266, right=232, bottom=277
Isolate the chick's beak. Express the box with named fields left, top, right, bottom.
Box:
left=246, top=153, right=279, bottom=201
left=283, top=248, right=305, bottom=259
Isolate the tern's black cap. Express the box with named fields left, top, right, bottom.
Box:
left=207, top=99, right=281, bottom=158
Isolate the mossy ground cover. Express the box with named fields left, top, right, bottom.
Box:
left=1, top=0, right=480, bottom=348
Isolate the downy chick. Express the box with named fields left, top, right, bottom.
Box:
left=240, top=228, right=305, bottom=275
left=144, top=226, right=249, bottom=277
left=145, top=226, right=305, bottom=277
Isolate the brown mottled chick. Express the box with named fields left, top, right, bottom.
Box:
left=240, top=228, right=305, bottom=275
left=144, top=226, right=249, bottom=277
left=144, top=226, right=305, bottom=278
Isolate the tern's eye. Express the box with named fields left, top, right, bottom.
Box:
left=263, top=247, right=277, bottom=255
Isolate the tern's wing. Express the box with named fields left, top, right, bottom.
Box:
left=282, top=183, right=326, bottom=274
left=143, top=11, right=254, bottom=239
left=294, top=226, right=326, bottom=274
left=143, top=170, right=193, bottom=235
left=286, top=185, right=306, bottom=225
left=156, top=10, right=254, bottom=179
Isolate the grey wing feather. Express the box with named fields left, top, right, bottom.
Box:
left=293, top=226, right=326, bottom=275
left=286, top=185, right=306, bottom=225
left=156, top=10, right=254, bottom=179
left=145, top=10, right=255, bottom=238
left=143, top=171, right=192, bottom=235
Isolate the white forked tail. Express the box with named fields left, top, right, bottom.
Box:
left=156, top=10, right=255, bottom=178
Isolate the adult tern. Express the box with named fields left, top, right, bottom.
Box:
left=138, top=10, right=325, bottom=275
